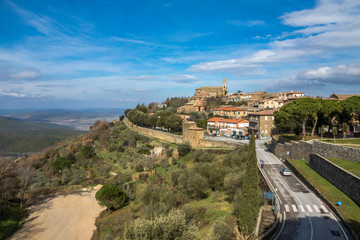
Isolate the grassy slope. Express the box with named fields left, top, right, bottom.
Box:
left=327, top=158, right=360, bottom=178
left=289, top=159, right=360, bottom=237
left=0, top=117, right=83, bottom=152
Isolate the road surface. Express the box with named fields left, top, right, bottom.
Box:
left=256, top=140, right=350, bottom=240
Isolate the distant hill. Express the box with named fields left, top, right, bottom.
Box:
left=0, top=108, right=124, bottom=131
left=0, top=117, right=84, bottom=154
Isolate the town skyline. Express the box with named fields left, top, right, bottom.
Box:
left=1, top=0, right=360, bottom=109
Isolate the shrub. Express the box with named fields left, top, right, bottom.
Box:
left=95, top=184, right=128, bottom=211
left=80, top=145, right=94, bottom=159
left=178, top=144, right=191, bottom=157
left=210, top=217, right=235, bottom=240
left=124, top=210, right=197, bottom=240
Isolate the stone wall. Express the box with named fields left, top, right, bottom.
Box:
left=309, top=154, right=360, bottom=206
left=267, top=138, right=360, bottom=162
left=125, top=120, right=184, bottom=144
left=125, top=119, right=241, bottom=148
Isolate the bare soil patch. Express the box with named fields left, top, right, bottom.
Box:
left=11, top=185, right=104, bottom=240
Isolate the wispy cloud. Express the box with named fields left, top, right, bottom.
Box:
left=228, top=20, right=265, bottom=26
left=267, top=63, right=360, bottom=91
left=126, top=75, right=157, bottom=81
left=168, top=75, right=198, bottom=83
left=190, top=0, right=360, bottom=77
left=111, top=36, right=157, bottom=46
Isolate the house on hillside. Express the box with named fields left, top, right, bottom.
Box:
left=248, top=110, right=275, bottom=139
left=258, top=99, right=285, bottom=109
left=207, top=117, right=248, bottom=137
left=213, top=107, right=248, bottom=119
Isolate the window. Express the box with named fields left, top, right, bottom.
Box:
left=265, top=116, right=268, bottom=120
left=265, top=130, right=268, bottom=134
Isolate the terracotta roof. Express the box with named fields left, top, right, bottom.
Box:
left=207, top=117, right=248, bottom=123
left=214, top=107, right=247, bottom=111
left=179, top=115, right=190, bottom=119
left=249, top=110, right=275, bottom=116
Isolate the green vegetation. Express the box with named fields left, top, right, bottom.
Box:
left=95, top=184, right=128, bottom=211
left=274, top=96, right=360, bottom=140
left=0, top=117, right=83, bottom=153
left=320, top=138, right=360, bottom=145
left=0, top=206, right=27, bottom=240
left=2, top=114, right=264, bottom=239
left=327, top=158, right=360, bottom=178
left=236, top=134, right=260, bottom=236
left=289, top=159, right=360, bottom=237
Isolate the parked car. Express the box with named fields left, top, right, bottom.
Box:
left=280, top=168, right=291, bottom=176
left=231, top=135, right=240, bottom=140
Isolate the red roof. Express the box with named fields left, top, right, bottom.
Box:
left=214, top=107, right=247, bottom=111
left=207, top=117, right=248, bottom=123
left=249, top=110, right=275, bottom=116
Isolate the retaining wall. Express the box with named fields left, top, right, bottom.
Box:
left=267, top=138, right=360, bottom=162
left=309, top=154, right=360, bottom=206
left=125, top=119, right=240, bottom=148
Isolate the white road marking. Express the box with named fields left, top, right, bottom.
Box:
left=313, top=205, right=320, bottom=212
left=285, top=205, right=290, bottom=212
left=299, top=205, right=305, bottom=212
left=306, top=205, right=313, bottom=212
left=320, top=205, right=329, bottom=213
left=292, top=204, right=298, bottom=212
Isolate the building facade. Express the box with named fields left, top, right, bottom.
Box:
left=248, top=110, right=275, bottom=138
left=207, top=117, right=248, bottom=136
left=213, top=107, right=248, bottom=118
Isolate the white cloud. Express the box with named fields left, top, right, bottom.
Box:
left=10, top=70, right=40, bottom=80
left=190, top=0, right=360, bottom=74
left=168, top=75, right=198, bottom=83
left=126, top=75, right=156, bottom=81
left=267, top=63, right=360, bottom=91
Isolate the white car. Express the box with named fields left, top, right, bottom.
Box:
left=280, top=168, right=291, bottom=176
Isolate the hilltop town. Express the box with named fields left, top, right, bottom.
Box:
left=129, top=79, right=360, bottom=140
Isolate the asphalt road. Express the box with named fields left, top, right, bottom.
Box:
left=256, top=140, right=350, bottom=240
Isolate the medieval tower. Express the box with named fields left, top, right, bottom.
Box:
left=222, top=78, right=227, bottom=95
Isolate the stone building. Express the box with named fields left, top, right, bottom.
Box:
left=192, top=78, right=227, bottom=100
left=207, top=117, right=248, bottom=136
left=182, top=121, right=205, bottom=147
left=213, top=107, right=248, bottom=118
left=248, top=110, right=275, bottom=138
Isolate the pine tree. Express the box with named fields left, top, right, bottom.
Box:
left=237, top=133, right=260, bottom=236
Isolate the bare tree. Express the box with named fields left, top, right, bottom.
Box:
left=18, top=160, right=35, bottom=208
left=0, top=158, right=18, bottom=215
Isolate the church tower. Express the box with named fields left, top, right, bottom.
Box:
left=222, top=78, right=227, bottom=95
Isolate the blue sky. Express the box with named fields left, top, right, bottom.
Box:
left=0, top=0, right=359, bottom=109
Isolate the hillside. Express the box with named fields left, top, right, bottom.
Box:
left=1, top=119, right=264, bottom=240
left=0, top=117, right=84, bottom=154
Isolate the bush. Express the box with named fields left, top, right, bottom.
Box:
left=95, top=184, right=128, bottom=211
left=178, top=144, right=191, bottom=157
left=210, top=217, right=235, bottom=240
left=80, top=145, right=94, bottom=159
left=124, top=210, right=197, bottom=240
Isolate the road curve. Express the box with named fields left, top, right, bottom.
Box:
left=256, top=140, right=350, bottom=240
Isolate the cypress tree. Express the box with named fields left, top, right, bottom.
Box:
left=237, top=133, right=260, bottom=236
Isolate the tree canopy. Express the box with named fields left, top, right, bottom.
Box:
left=274, top=97, right=360, bottom=140
left=95, top=184, right=128, bottom=211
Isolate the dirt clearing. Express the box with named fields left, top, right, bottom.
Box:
left=11, top=185, right=105, bottom=240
